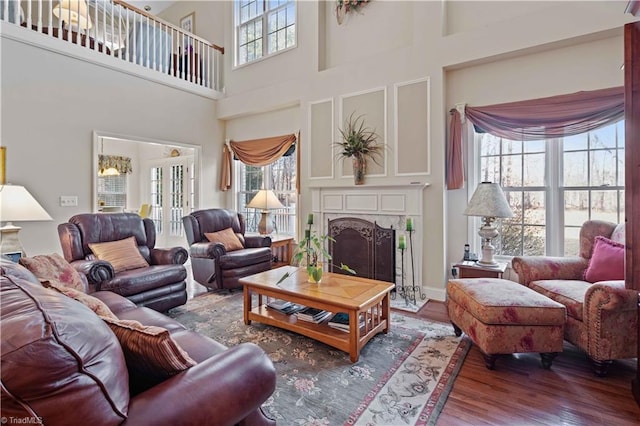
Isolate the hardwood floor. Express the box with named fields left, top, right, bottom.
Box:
left=414, top=301, right=640, bottom=425
left=185, top=277, right=640, bottom=425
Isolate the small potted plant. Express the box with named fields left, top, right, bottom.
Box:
left=277, top=214, right=355, bottom=284
left=334, top=112, right=385, bottom=185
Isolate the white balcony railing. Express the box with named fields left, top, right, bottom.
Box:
left=1, top=0, right=223, bottom=92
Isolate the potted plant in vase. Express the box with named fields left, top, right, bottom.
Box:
left=334, top=112, right=385, bottom=185
left=277, top=214, right=355, bottom=284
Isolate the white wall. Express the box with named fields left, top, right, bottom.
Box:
left=211, top=0, right=635, bottom=300
left=1, top=37, right=223, bottom=256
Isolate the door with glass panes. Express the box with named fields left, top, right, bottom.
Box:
left=143, top=156, right=194, bottom=248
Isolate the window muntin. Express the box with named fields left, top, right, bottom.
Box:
left=236, top=153, right=296, bottom=236
left=477, top=120, right=624, bottom=257
left=236, top=0, right=296, bottom=66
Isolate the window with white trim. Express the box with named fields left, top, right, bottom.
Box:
left=476, top=120, right=624, bottom=257
left=235, top=0, right=296, bottom=66
left=236, top=153, right=296, bottom=236
left=97, top=174, right=127, bottom=210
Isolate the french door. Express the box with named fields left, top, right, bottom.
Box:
left=144, top=156, right=194, bottom=248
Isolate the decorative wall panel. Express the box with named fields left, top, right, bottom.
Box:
left=395, top=78, right=430, bottom=176
left=309, top=99, right=334, bottom=179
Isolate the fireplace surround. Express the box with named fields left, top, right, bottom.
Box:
left=311, top=184, right=429, bottom=289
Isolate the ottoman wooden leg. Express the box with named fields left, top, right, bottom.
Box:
left=482, top=353, right=497, bottom=370
left=540, top=352, right=558, bottom=369
left=451, top=322, right=462, bottom=337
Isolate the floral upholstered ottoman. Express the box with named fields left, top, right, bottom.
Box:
left=446, top=278, right=566, bottom=370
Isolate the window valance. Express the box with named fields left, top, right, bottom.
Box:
left=98, top=155, right=132, bottom=174
left=230, top=133, right=297, bottom=166
left=220, top=133, right=300, bottom=193
left=447, top=86, right=624, bottom=190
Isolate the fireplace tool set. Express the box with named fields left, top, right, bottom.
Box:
left=393, top=217, right=427, bottom=306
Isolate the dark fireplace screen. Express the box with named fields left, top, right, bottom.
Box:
left=327, top=217, right=396, bottom=284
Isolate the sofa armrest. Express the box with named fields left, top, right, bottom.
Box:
left=149, top=247, right=188, bottom=265
left=584, top=282, right=638, bottom=360
left=245, top=235, right=272, bottom=248
left=126, top=343, right=276, bottom=426
left=69, top=259, right=114, bottom=291
left=511, top=256, right=588, bottom=287
left=189, top=242, right=226, bottom=259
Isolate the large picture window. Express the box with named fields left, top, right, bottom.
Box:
left=236, top=153, right=296, bottom=236
left=477, top=120, right=624, bottom=257
left=235, top=0, right=296, bottom=66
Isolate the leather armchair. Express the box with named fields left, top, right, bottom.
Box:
left=512, top=220, right=637, bottom=376
left=58, top=213, right=189, bottom=312
left=183, top=209, right=272, bottom=290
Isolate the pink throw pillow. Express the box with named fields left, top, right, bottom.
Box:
left=583, top=236, right=625, bottom=283
left=19, top=253, right=86, bottom=291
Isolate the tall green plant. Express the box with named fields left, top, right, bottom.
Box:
left=334, top=112, right=384, bottom=165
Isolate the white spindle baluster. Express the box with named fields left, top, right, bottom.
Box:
left=37, top=0, right=42, bottom=32
left=145, top=16, right=149, bottom=68
left=117, top=3, right=122, bottom=58
left=152, top=19, right=156, bottom=71
left=93, top=0, right=97, bottom=45
left=169, top=28, right=174, bottom=77
left=3, top=1, right=8, bottom=23
left=132, top=11, right=137, bottom=64
left=102, top=0, right=106, bottom=50
left=109, top=0, right=114, bottom=56
left=26, top=0, right=32, bottom=28
left=48, top=0, right=53, bottom=33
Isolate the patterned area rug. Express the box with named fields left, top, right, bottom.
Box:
left=168, top=292, right=470, bottom=426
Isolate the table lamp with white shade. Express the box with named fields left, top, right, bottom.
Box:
left=0, top=184, right=53, bottom=257
left=463, top=182, right=514, bottom=266
left=247, top=189, right=284, bottom=235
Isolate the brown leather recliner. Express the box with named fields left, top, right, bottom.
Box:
left=183, top=209, right=272, bottom=290
left=1, top=257, right=276, bottom=426
left=58, top=213, right=188, bottom=312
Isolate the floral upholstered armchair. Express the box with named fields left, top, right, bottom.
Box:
left=512, top=220, right=637, bottom=376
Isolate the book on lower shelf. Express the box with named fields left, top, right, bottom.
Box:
left=296, top=307, right=332, bottom=323
left=266, top=299, right=306, bottom=315
left=328, top=312, right=364, bottom=331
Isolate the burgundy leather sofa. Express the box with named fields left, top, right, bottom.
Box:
left=183, top=209, right=273, bottom=290
left=1, top=258, right=276, bottom=425
left=58, top=212, right=188, bottom=312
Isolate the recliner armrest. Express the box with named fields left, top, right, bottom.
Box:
left=149, top=247, right=188, bottom=265
left=245, top=235, right=271, bottom=248
left=126, top=343, right=276, bottom=426
left=511, top=256, right=588, bottom=287
left=69, top=259, right=114, bottom=291
left=189, top=242, right=226, bottom=259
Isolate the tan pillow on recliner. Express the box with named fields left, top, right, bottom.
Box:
left=89, top=236, right=149, bottom=273
left=205, top=228, right=244, bottom=252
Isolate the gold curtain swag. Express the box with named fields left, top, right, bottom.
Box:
left=220, top=144, right=232, bottom=191
left=98, top=155, right=132, bottom=174
left=230, top=134, right=297, bottom=166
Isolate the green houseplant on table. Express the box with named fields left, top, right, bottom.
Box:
left=277, top=214, right=355, bottom=284
left=334, top=112, right=385, bottom=185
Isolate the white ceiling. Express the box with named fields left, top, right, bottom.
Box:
left=127, top=1, right=176, bottom=15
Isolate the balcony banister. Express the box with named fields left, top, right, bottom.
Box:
left=111, top=0, right=223, bottom=54
left=0, top=0, right=224, bottom=94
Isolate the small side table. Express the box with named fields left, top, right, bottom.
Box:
left=454, top=261, right=508, bottom=279
left=268, top=234, right=295, bottom=268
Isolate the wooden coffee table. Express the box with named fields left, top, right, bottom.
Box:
left=241, top=266, right=395, bottom=362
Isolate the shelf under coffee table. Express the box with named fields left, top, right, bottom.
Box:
left=240, top=266, right=395, bottom=362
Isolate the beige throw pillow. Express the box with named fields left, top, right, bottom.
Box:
left=102, top=317, right=197, bottom=379
left=205, top=227, right=244, bottom=252
left=89, top=236, right=149, bottom=273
